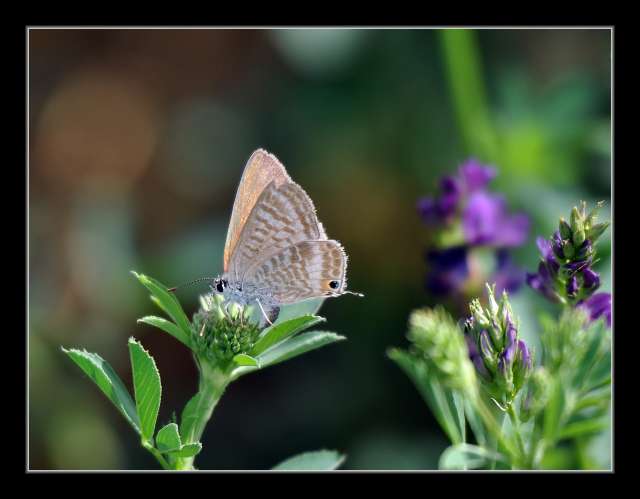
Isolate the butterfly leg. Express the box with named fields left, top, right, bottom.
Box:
left=255, top=298, right=274, bottom=326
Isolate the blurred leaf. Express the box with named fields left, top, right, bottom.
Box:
left=156, top=423, right=182, bottom=453
left=559, top=418, right=609, bottom=440
left=128, top=338, right=161, bottom=443
left=387, top=348, right=463, bottom=444
left=132, top=272, right=192, bottom=338
left=543, top=379, right=565, bottom=444
left=439, top=443, right=506, bottom=470
left=272, top=449, right=345, bottom=470
left=251, top=315, right=325, bottom=356
left=138, top=315, right=191, bottom=349
left=61, top=347, right=140, bottom=435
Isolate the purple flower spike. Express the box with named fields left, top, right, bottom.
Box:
left=579, top=292, right=612, bottom=327
left=463, top=192, right=529, bottom=247
left=459, top=159, right=497, bottom=192
left=582, top=268, right=600, bottom=289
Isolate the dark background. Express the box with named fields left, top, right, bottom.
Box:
left=28, top=28, right=611, bottom=470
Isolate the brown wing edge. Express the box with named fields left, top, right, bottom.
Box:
left=223, top=148, right=292, bottom=272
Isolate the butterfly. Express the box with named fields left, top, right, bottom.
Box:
left=210, top=149, right=361, bottom=324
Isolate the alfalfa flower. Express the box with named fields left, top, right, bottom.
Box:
left=418, top=159, right=529, bottom=306
left=464, top=284, right=533, bottom=406
left=527, top=201, right=611, bottom=326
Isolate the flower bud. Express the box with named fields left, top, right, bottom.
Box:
left=570, top=206, right=584, bottom=235
left=587, top=222, right=610, bottom=242
left=566, top=275, right=579, bottom=298
left=559, top=218, right=572, bottom=239
left=582, top=267, right=600, bottom=289
left=573, top=227, right=586, bottom=247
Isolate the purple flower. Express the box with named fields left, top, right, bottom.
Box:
left=458, top=159, right=496, bottom=192
left=517, top=340, right=532, bottom=371
left=566, top=275, right=579, bottom=297
left=424, top=246, right=469, bottom=296
left=493, top=250, right=526, bottom=295
left=582, top=268, right=600, bottom=289
left=578, top=292, right=612, bottom=327
left=465, top=334, right=489, bottom=378
left=462, top=192, right=530, bottom=247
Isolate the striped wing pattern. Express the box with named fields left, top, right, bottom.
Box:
left=228, top=180, right=326, bottom=283
left=245, top=240, right=347, bottom=304
left=223, top=149, right=291, bottom=272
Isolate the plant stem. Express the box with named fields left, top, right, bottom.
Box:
left=175, top=358, right=230, bottom=470
left=143, top=441, right=172, bottom=470
left=469, top=389, right=524, bottom=468
left=507, top=404, right=527, bottom=468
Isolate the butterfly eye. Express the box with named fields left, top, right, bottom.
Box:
left=215, top=280, right=225, bottom=293
left=329, top=280, right=340, bottom=290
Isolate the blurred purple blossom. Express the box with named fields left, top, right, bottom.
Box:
left=578, top=292, right=611, bottom=327
left=418, top=158, right=529, bottom=302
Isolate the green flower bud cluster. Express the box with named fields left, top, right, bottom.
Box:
left=407, top=306, right=477, bottom=397
left=191, top=293, right=261, bottom=368
left=464, top=284, right=533, bottom=407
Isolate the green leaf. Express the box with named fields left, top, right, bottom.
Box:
left=156, top=423, right=182, bottom=453
left=543, top=379, right=566, bottom=443
left=132, top=271, right=192, bottom=339
left=251, top=315, right=325, bottom=356
left=257, top=331, right=344, bottom=367
left=439, top=443, right=506, bottom=470
left=272, top=450, right=345, bottom=470
left=179, top=392, right=202, bottom=444
left=233, top=353, right=260, bottom=367
left=388, top=348, right=463, bottom=444
left=128, top=338, right=162, bottom=443
left=138, top=316, right=190, bottom=349
left=61, top=347, right=140, bottom=434
left=559, top=418, right=609, bottom=440
left=231, top=331, right=345, bottom=380
left=170, top=442, right=202, bottom=458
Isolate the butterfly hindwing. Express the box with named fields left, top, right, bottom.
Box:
left=244, top=240, right=347, bottom=304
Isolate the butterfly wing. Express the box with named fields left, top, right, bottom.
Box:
left=244, top=240, right=347, bottom=304
left=223, top=149, right=292, bottom=272
left=227, top=180, right=327, bottom=283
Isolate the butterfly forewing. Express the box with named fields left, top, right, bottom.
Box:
left=244, top=240, right=347, bottom=304
left=223, top=149, right=291, bottom=272
left=227, top=180, right=327, bottom=283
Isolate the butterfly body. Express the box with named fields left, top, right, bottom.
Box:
left=213, top=149, right=358, bottom=324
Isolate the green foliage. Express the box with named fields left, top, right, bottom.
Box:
left=61, top=348, right=140, bottom=435
left=62, top=272, right=347, bottom=470
left=390, top=287, right=611, bottom=470
left=128, top=338, right=162, bottom=443
left=272, top=450, right=346, bottom=470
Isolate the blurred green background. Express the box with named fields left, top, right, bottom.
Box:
left=28, top=28, right=611, bottom=470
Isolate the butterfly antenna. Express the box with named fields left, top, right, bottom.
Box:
left=344, top=290, right=365, bottom=298
left=167, top=277, right=216, bottom=293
